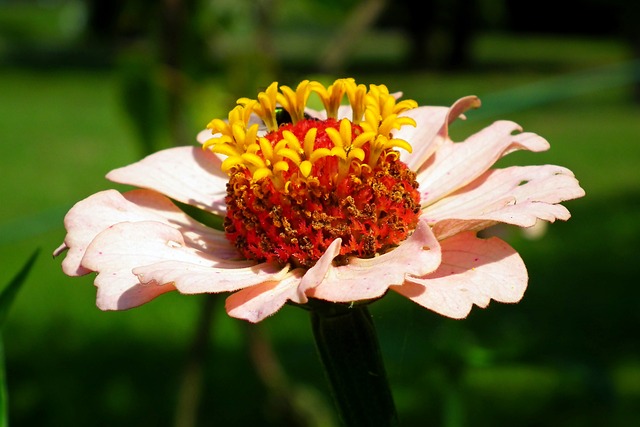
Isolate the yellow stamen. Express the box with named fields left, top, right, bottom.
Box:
left=325, top=129, right=343, bottom=149
left=351, top=131, right=376, bottom=149
left=238, top=82, right=280, bottom=132
left=310, top=78, right=352, bottom=119
left=253, top=168, right=273, bottom=181
left=204, top=78, right=420, bottom=188
left=241, top=152, right=266, bottom=169
left=221, top=156, right=245, bottom=173
left=278, top=148, right=302, bottom=164
left=309, top=148, right=332, bottom=163
left=345, top=80, right=367, bottom=123
left=277, top=80, right=312, bottom=124
left=208, top=142, right=241, bottom=158
left=273, top=161, right=289, bottom=174
left=348, top=147, right=366, bottom=162
left=299, top=160, right=313, bottom=178
left=282, top=130, right=302, bottom=153
left=259, top=138, right=274, bottom=159
left=303, top=128, right=318, bottom=158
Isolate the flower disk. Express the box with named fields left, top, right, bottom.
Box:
left=204, top=79, right=422, bottom=267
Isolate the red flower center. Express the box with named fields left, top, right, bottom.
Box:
left=224, top=118, right=421, bottom=268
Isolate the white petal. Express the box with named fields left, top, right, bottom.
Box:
left=123, top=189, right=237, bottom=258
left=133, top=260, right=289, bottom=294
left=57, top=189, right=233, bottom=277
left=424, top=165, right=586, bottom=238
left=301, top=218, right=442, bottom=302
left=82, top=221, right=262, bottom=310
left=297, top=238, right=342, bottom=295
left=417, top=120, right=550, bottom=205
left=399, top=96, right=481, bottom=170
left=225, top=271, right=306, bottom=323
left=197, top=128, right=214, bottom=144
left=393, top=232, right=527, bottom=318
left=106, top=146, right=228, bottom=216
left=82, top=221, right=188, bottom=310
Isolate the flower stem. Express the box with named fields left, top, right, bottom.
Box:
left=310, top=301, right=398, bottom=426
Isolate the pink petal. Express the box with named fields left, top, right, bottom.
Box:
left=197, top=112, right=269, bottom=143
left=398, top=96, right=481, bottom=171
left=82, top=221, right=186, bottom=310
left=305, top=92, right=401, bottom=121
left=392, top=232, right=527, bottom=319
left=425, top=165, right=586, bottom=239
left=304, top=105, right=352, bottom=120
left=123, top=190, right=237, bottom=258
left=56, top=189, right=233, bottom=276
left=106, top=146, right=228, bottom=216
left=197, top=128, right=213, bottom=144
left=82, top=220, right=285, bottom=310
left=417, top=121, right=550, bottom=205
left=133, top=260, right=290, bottom=294
left=302, top=218, right=442, bottom=302
left=297, top=237, right=342, bottom=295
left=225, top=270, right=306, bottom=323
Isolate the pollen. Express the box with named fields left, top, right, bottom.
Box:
left=204, top=78, right=422, bottom=267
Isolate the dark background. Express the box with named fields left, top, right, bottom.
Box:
left=1, top=0, right=639, bottom=426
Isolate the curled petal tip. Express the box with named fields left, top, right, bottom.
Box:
left=52, top=243, right=68, bottom=258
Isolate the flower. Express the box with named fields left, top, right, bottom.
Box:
left=54, top=78, right=585, bottom=323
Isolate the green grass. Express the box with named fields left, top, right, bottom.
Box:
left=1, top=29, right=639, bottom=426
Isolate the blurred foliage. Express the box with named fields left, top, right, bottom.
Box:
left=0, top=0, right=639, bottom=426
left=1, top=250, right=39, bottom=427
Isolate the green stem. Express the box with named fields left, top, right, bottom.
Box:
left=310, top=301, right=398, bottom=427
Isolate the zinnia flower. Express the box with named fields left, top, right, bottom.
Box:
left=54, top=78, right=585, bottom=323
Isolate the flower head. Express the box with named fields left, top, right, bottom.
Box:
left=205, top=79, right=420, bottom=268
left=54, top=78, right=585, bottom=322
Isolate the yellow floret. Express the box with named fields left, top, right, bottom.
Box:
left=203, top=77, right=419, bottom=188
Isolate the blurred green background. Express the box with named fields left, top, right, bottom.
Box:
left=1, top=0, right=639, bottom=426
